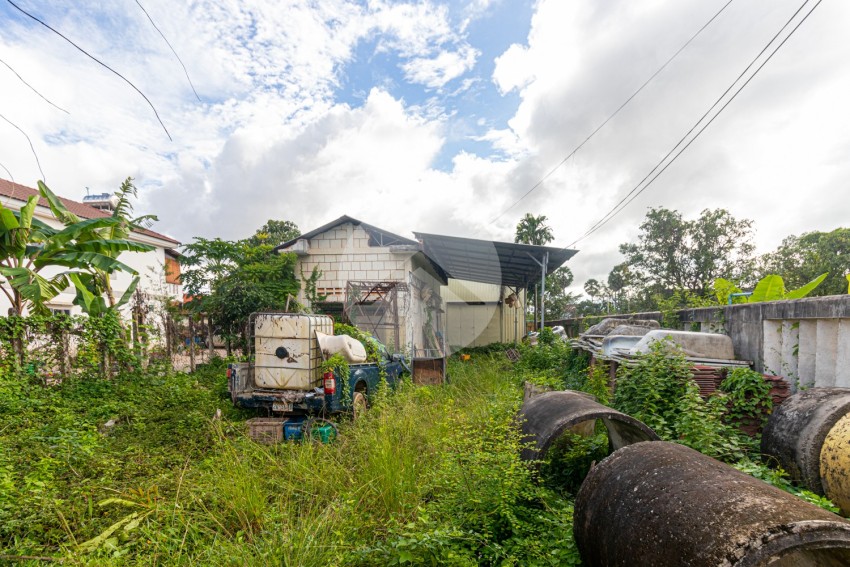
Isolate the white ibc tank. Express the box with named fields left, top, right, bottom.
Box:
left=254, top=314, right=334, bottom=390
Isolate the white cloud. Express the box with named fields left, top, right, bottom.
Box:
left=2, top=0, right=850, bottom=302
left=402, top=45, right=479, bottom=88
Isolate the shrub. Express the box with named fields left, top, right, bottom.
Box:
left=614, top=341, right=744, bottom=461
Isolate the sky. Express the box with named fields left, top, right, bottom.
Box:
left=1, top=0, right=848, bottom=295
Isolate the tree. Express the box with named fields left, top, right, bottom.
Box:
left=619, top=207, right=756, bottom=299
left=543, top=266, right=578, bottom=321
left=180, top=223, right=302, bottom=353
left=514, top=213, right=554, bottom=246
left=0, top=181, right=151, bottom=315
left=584, top=278, right=602, bottom=301
left=515, top=213, right=555, bottom=327
left=760, top=228, right=850, bottom=297
left=246, top=219, right=300, bottom=248
left=205, top=245, right=299, bottom=349
left=607, top=262, right=635, bottom=312
left=65, top=178, right=159, bottom=316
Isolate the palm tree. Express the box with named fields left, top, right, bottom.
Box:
left=514, top=213, right=554, bottom=246
left=514, top=213, right=555, bottom=328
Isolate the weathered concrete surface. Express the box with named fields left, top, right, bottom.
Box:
left=821, top=413, right=850, bottom=515
left=762, top=387, right=850, bottom=495
left=574, top=441, right=850, bottom=566
left=518, top=390, right=658, bottom=462
left=678, top=296, right=850, bottom=374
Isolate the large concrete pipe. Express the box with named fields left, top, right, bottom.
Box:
left=575, top=441, right=850, bottom=566
left=761, top=387, right=850, bottom=514
left=518, top=390, right=658, bottom=462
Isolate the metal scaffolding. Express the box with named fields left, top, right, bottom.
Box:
left=343, top=281, right=410, bottom=352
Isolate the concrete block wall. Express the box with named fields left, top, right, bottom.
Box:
left=680, top=296, right=850, bottom=391
left=294, top=224, right=412, bottom=303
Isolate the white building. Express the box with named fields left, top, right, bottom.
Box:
left=0, top=179, right=181, bottom=317
left=276, top=216, right=576, bottom=358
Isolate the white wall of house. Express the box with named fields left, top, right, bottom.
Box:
left=294, top=224, right=412, bottom=304
left=442, top=280, right=526, bottom=351
left=287, top=221, right=445, bottom=356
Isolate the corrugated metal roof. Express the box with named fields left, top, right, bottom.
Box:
left=0, top=178, right=180, bottom=245
left=414, top=232, right=577, bottom=287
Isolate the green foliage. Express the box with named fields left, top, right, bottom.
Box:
left=0, top=180, right=151, bottom=315
left=655, top=289, right=716, bottom=328
left=514, top=213, right=554, bottom=246
left=761, top=228, right=850, bottom=297
left=584, top=362, right=611, bottom=406
left=614, top=341, right=744, bottom=461
left=540, top=431, right=608, bottom=495
left=732, top=459, right=840, bottom=513
left=719, top=368, right=773, bottom=430
left=301, top=264, right=327, bottom=308
left=245, top=219, right=300, bottom=248
left=334, top=322, right=386, bottom=362
left=713, top=272, right=828, bottom=304
left=0, top=353, right=589, bottom=564
left=181, top=232, right=301, bottom=350
left=619, top=207, right=756, bottom=299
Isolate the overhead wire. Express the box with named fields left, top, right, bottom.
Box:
left=0, top=58, right=70, bottom=114
left=0, top=161, right=14, bottom=183
left=567, top=0, right=823, bottom=248
left=5, top=0, right=173, bottom=141
left=488, top=0, right=736, bottom=225
left=134, top=0, right=202, bottom=102
left=0, top=112, right=46, bottom=182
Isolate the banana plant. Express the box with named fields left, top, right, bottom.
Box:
left=713, top=273, right=828, bottom=305
left=45, top=178, right=157, bottom=312
left=0, top=182, right=153, bottom=315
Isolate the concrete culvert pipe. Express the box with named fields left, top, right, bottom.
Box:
left=574, top=441, right=850, bottom=567
left=518, top=390, right=659, bottom=463
left=761, top=387, right=850, bottom=514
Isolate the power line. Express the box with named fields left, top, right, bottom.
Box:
left=6, top=0, right=173, bottom=141
left=488, top=0, right=736, bottom=225
left=0, top=161, right=14, bottom=183
left=0, top=112, right=46, bottom=182
left=0, top=58, right=70, bottom=114
left=135, top=0, right=202, bottom=102
left=568, top=0, right=822, bottom=248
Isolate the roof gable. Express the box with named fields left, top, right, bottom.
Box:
left=275, top=215, right=417, bottom=250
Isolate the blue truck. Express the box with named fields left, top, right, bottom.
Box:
left=227, top=313, right=406, bottom=420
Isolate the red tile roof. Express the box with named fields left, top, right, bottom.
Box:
left=0, top=178, right=179, bottom=246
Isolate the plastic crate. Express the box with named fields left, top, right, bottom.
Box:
left=283, top=419, right=305, bottom=441
left=246, top=417, right=285, bottom=444
left=311, top=423, right=337, bottom=444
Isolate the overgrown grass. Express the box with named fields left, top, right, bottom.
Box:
left=3, top=338, right=837, bottom=565
left=0, top=354, right=581, bottom=565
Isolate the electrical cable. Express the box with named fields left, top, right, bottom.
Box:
left=0, top=112, right=46, bottom=182
left=0, top=161, right=14, bottom=183
left=488, top=0, right=736, bottom=224
left=5, top=0, right=173, bottom=141
left=567, top=0, right=822, bottom=248
left=0, top=58, right=70, bottom=114
left=135, top=0, right=202, bottom=102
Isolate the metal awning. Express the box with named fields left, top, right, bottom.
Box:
left=413, top=232, right=578, bottom=288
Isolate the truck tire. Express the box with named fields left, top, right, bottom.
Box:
left=352, top=391, right=368, bottom=420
